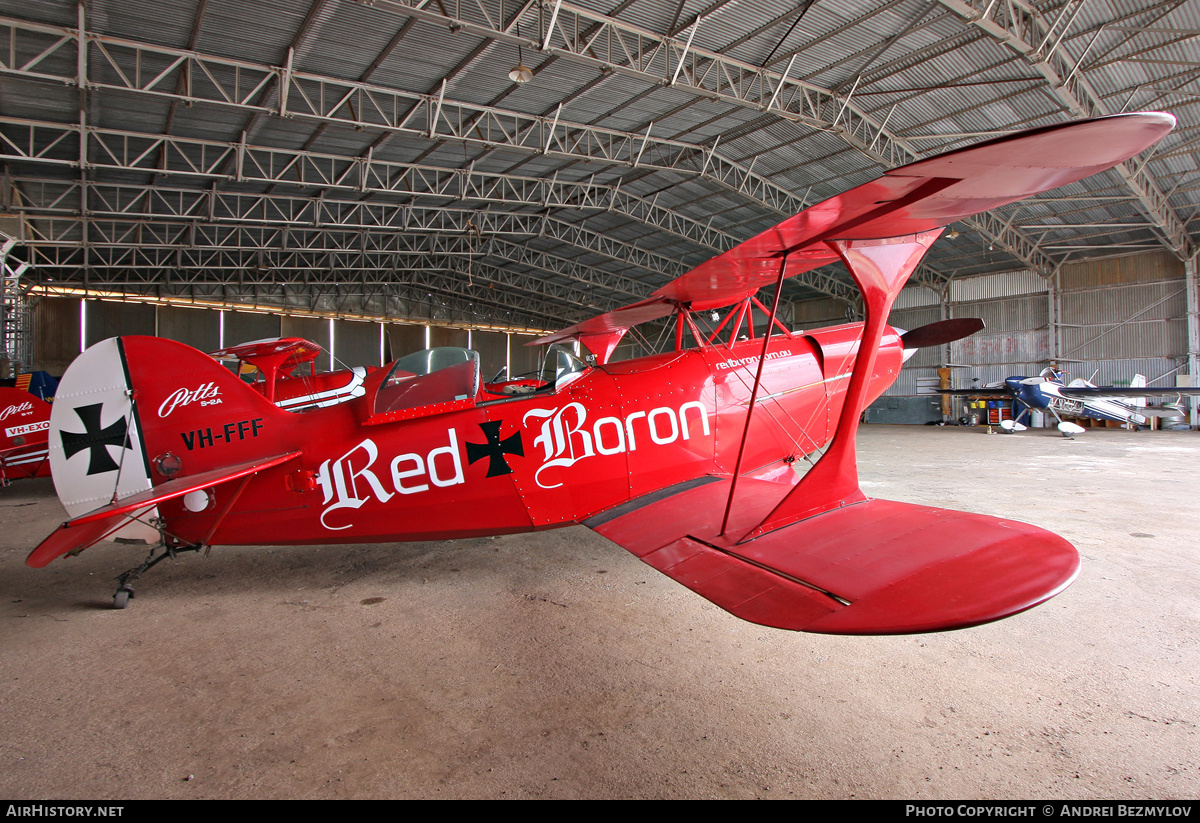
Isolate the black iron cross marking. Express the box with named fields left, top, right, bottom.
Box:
left=465, top=420, right=523, bottom=478
left=60, top=403, right=131, bottom=476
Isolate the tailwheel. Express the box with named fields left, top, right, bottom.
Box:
left=112, top=542, right=203, bottom=609
left=113, top=585, right=134, bottom=610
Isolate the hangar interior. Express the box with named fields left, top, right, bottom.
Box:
left=0, top=0, right=1197, bottom=422
left=3, top=0, right=1200, bottom=802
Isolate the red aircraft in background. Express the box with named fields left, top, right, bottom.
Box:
left=209, top=337, right=374, bottom=411
left=0, top=386, right=52, bottom=485
left=0, top=342, right=368, bottom=486
left=26, top=113, right=1176, bottom=632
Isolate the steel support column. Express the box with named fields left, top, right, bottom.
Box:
left=1186, top=254, right=1198, bottom=428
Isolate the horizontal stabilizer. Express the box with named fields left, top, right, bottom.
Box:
left=1056, top=386, right=1200, bottom=398
left=26, top=451, right=300, bottom=568
left=1138, top=406, right=1190, bottom=418
left=588, top=477, right=1078, bottom=635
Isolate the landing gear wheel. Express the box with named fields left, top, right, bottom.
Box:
left=111, top=543, right=202, bottom=608
left=113, top=585, right=134, bottom=609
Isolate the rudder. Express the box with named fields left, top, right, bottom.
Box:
left=49, top=336, right=291, bottom=519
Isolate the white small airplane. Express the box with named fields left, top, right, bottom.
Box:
left=941, top=369, right=1200, bottom=436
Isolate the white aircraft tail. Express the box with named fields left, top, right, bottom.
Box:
left=1131, top=374, right=1147, bottom=408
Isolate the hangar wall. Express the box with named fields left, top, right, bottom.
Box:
left=29, top=297, right=80, bottom=375
left=28, top=297, right=534, bottom=380
left=792, top=297, right=851, bottom=330
left=1057, top=253, right=1188, bottom=389
left=158, top=306, right=222, bottom=353
left=26, top=250, right=1193, bottom=424
left=788, top=251, right=1193, bottom=425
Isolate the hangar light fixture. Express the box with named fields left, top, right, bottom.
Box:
left=509, top=28, right=533, bottom=84
left=509, top=57, right=533, bottom=84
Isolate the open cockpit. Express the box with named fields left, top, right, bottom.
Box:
left=362, top=344, right=591, bottom=425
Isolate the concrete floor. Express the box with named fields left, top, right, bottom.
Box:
left=1, top=424, right=1197, bottom=799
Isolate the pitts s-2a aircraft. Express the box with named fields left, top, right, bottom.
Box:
left=28, top=113, right=1176, bottom=632
left=0, top=387, right=53, bottom=485
left=941, top=368, right=1200, bottom=436
left=208, top=337, right=373, bottom=412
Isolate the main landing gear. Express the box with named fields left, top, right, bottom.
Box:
left=112, top=542, right=204, bottom=609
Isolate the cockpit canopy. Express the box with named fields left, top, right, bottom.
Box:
left=540, top=345, right=588, bottom=387
left=363, top=344, right=591, bottom=425
left=369, top=347, right=480, bottom=423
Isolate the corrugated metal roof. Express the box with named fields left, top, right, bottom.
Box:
left=0, top=0, right=1195, bottom=330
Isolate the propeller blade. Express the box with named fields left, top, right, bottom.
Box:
left=899, top=318, right=985, bottom=350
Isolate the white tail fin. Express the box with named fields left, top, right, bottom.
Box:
left=50, top=338, right=154, bottom=518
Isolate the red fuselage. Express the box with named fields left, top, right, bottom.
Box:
left=141, top=323, right=902, bottom=547
left=0, top=388, right=52, bottom=483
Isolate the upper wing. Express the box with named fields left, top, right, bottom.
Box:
left=210, top=337, right=323, bottom=371
left=539, top=113, right=1176, bottom=352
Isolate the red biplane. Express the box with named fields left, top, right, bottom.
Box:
left=209, top=336, right=374, bottom=411
left=0, top=387, right=52, bottom=485
left=27, top=113, right=1176, bottom=631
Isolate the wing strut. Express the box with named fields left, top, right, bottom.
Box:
left=720, top=253, right=790, bottom=536
left=746, top=231, right=941, bottom=540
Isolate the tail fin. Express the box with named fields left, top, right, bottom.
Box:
left=1130, top=374, right=1147, bottom=410
left=49, top=336, right=291, bottom=519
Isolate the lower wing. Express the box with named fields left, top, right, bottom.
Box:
left=586, top=475, right=1078, bottom=635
